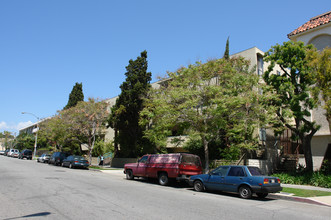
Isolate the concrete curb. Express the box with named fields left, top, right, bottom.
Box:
left=269, top=193, right=331, bottom=207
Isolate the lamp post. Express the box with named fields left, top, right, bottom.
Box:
left=22, top=112, right=40, bottom=160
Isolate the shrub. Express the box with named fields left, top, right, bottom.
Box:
left=275, top=172, right=331, bottom=188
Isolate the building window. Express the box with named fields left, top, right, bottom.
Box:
left=259, top=128, right=266, bottom=141
left=257, top=54, right=264, bottom=77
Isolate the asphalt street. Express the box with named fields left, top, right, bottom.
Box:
left=0, top=156, right=330, bottom=220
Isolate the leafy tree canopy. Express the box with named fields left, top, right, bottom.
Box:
left=306, top=47, right=331, bottom=131
left=263, top=41, right=320, bottom=172
left=140, top=57, right=270, bottom=172
left=40, top=98, right=109, bottom=163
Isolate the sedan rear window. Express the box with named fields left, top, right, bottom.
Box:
left=247, top=167, right=264, bottom=176
left=228, top=167, right=245, bottom=177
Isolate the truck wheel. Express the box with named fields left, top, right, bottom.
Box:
left=239, top=185, right=252, bottom=199
left=158, top=173, right=169, bottom=186
left=256, top=193, right=268, bottom=198
left=126, top=170, right=134, bottom=180
left=193, top=180, right=205, bottom=192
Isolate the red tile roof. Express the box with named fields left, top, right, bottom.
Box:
left=288, top=11, right=331, bottom=38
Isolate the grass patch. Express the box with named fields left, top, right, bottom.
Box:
left=282, top=187, right=331, bottom=197
left=89, top=166, right=120, bottom=170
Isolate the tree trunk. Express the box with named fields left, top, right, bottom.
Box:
left=302, top=136, right=314, bottom=172
left=203, top=136, right=209, bottom=173
left=114, top=129, right=119, bottom=157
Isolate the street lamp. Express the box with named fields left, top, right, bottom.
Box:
left=22, top=112, right=40, bottom=160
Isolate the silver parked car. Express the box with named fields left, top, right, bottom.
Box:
left=37, top=154, right=51, bottom=163
left=7, top=149, right=19, bottom=157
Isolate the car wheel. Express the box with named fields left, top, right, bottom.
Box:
left=239, top=185, right=252, bottom=199
left=256, top=193, right=268, bottom=198
left=193, top=180, right=205, bottom=192
left=158, top=173, right=169, bottom=186
left=126, top=170, right=134, bottom=180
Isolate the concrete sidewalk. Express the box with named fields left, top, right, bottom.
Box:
left=97, top=168, right=331, bottom=207
left=273, top=184, right=331, bottom=207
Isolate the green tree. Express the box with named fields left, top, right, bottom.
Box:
left=223, top=36, right=230, bottom=59
left=15, top=133, right=35, bottom=150
left=62, top=98, right=109, bottom=164
left=92, top=139, right=114, bottom=157
left=39, top=115, right=77, bottom=153
left=64, top=82, right=84, bottom=110
left=0, top=131, right=14, bottom=139
left=306, top=47, right=331, bottom=131
left=140, top=57, right=269, bottom=172
left=1, top=131, right=15, bottom=149
left=263, top=41, right=320, bottom=172
left=108, top=51, right=152, bottom=158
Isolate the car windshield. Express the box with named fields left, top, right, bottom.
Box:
left=247, top=167, right=264, bottom=176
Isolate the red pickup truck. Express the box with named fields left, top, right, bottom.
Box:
left=124, top=153, right=203, bottom=186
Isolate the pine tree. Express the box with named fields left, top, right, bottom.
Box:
left=64, top=82, right=84, bottom=110
left=108, top=51, right=152, bottom=157
left=223, top=36, right=230, bottom=59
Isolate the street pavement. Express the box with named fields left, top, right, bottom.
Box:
left=1, top=157, right=330, bottom=220
left=99, top=168, right=331, bottom=207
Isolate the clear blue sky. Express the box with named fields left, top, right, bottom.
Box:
left=0, top=0, right=329, bottom=135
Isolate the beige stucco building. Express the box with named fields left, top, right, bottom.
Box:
left=288, top=11, right=331, bottom=170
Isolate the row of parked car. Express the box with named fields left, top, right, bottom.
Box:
left=0, top=148, right=33, bottom=159
left=37, top=152, right=89, bottom=169
left=0, top=149, right=89, bottom=169
left=124, top=153, right=283, bottom=199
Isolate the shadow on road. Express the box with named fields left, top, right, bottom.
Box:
left=4, top=212, right=52, bottom=220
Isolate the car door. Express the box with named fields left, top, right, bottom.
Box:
left=136, top=156, right=149, bottom=176
left=64, top=156, right=72, bottom=167
left=205, top=166, right=229, bottom=191
left=224, top=167, right=249, bottom=192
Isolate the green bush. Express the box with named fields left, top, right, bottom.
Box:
left=275, top=172, right=331, bottom=188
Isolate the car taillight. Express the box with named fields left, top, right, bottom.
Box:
left=74, top=161, right=79, bottom=163
left=263, top=178, right=269, bottom=184
left=277, top=178, right=281, bottom=183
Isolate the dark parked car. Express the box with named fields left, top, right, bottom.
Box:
left=189, top=165, right=282, bottom=199
left=49, top=152, right=69, bottom=166
left=18, top=149, right=32, bottom=160
left=3, top=149, right=9, bottom=156
left=62, top=155, right=89, bottom=169
left=37, top=154, right=51, bottom=163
